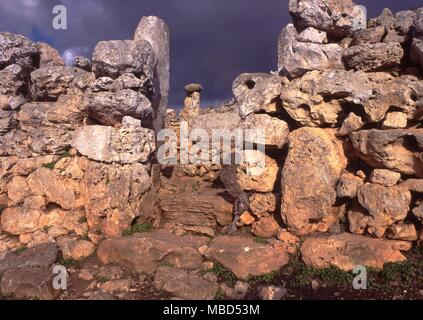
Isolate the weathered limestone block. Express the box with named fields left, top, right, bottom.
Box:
left=84, top=89, right=153, bottom=127
left=301, top=233, right=412, bottom=271
left=72, top=120, right=155, bottom=164
left=236, top=150, right=279, bottom=193
left=354, top=183, right=411, bottom=237
left=154, top=266, right=218, bottom=300
left=0, top=32, right=39, bottom=70
left=281, top=128, right=347, bottom=236
left=350, top=129, right=423, bottom=177
left=369, top=169, right=401, bottom=187
left=242, top=114, right=289, bottom=149
left=278, top=24, right=344, bottom=78
left=336, top=172, right=363, bottom=198
left=82, top=161, right=151, bottom=238
left=288, top=0, right=366, bottom=36
left=179, top=85, right=201, bottom=122
left=158, top=191, right=233, bottom=228
left=134, top=16, right=170, bottom=134
left=92, top=40, right=156, bottom=80
left=31, top=66, right=94, bottom=100
left=343, top=42, right=404, bottom=71
left=36, top=42, right=64, bottom=67
left=233, top=73, right=283, bottom=118
left=205, top=235, right=290, bottom=280
left=97, top=230, right=207, bottom=274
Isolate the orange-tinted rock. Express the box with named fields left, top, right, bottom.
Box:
left=281, top=128, right=347, bottom=236
left=251, top=215, right=280, bottom=238
left=205, top=235, right=290, bottom=280
left=97, top=230, right=208, bottom=275
left=301, top=233, right=412, bottom=271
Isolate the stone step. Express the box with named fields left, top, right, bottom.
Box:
left=158, top=189, right=233, bottom=228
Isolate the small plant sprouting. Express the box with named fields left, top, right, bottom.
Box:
left=79, top=233, right=90, bottom=241
left=61, top=150, right=72, bottom=158
left=58, top=257, right=80, bottom=268
left=0, top=205, right=7, bottom=214
left=14, top=246, right=28, bottom=254
left=191, top=181, right=201, bottom=193
left=78, top=216, right=88, bottom=224
left=293, top=264, right=353, bottom=287
left=253, top=237, right=268, bottom=245
left=42, top=161, right=57, bottom=170
left=210, top=263, right=237, bottom=286
left=95, top=275, right=109, bottom=283
left=215, top=289, right=225, bottom=300
left=122, top=222, right=154, bottom=237
left=248, top=270, right=280, bottom=284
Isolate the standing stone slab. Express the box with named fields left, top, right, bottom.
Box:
left=281, top=128, right=347, bottom=236
left=134, top=16, right=170, bottom=135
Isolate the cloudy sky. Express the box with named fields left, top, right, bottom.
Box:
left=0, top=0, right=421, bottom=107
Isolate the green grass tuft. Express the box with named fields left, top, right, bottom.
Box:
left=215, top=289, right=225, bottom=300
left=58, top=257, right=81, bottom=268
left=42, top=161, right=57, bottom=170
left=14, top=246, right=28, bottom=254
left=293, top=263, right=353, bottom=287
left=248, top=270, right=280, bottom=284
left=61, top=150, right=72, bottom=158
left=122, top=222, right=154, bottom=237
left=210, top=263, right=237, bottom=286
left=253, top=237, right=268, bottom=245
left=0, top=205, right=7, bottom=215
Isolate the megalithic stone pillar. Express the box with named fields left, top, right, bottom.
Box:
left=134, top=16, right=170, bottom=137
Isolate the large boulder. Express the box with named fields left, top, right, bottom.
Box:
left=411, top=37, right=423, bottom=69
left=30, top=66, right=94, bottom=100
left=0, top=95, right=88, bottom=157
left=343, top=42, right=404, bottom=71
left=82, top=160, right=152, bottom=238
left=236, top=150, right=279, bottom=193
left=1, top=155, right=152, bottom=239
left=84, top=89, right=153, bottom=127
left=92, top=40, right=156, bottom=80
left=154, top=266, right=218, bottom=300
left=350, top=129, right=423, bottom=177
left=288, top=0, right=366, bottom=37
left=281, top=128, right=347, bottom=236
left=134, top=16, right=170, bottom=134
left=0, top=32, right=39, bottom=70
left=354, top=183, right=411, bottom=238
left=242, top=114, right=289, bottom=149
left=205, top=235, right=290, bottom=280
left=0, top=243, right=58, bottom=273
left=233, top=73, right=283, bottom=118
left=0, top=64, right=28, bottom=97
left=278, top=24, right=344, bottom=78
left=0, top=63, right=29, bottom=111
left=280, top=70, right=423, bottom=125
left=0, top=244, right=59, bottom=300
left=301, top=233, right=412, bottom=271
left=0, top=267, right=59, bottom=300
left=72, top=120, right=156, bottom=164
left=158, top=191, right=233, bottom=228
left=97, top=230, right=208, bottom=274
left=36, top=42, right=64, bottom=67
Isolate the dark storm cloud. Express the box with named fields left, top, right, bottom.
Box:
left=0, top=0, right=422, bottom=107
